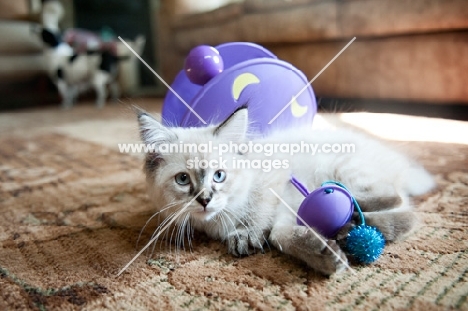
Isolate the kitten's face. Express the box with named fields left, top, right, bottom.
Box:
left=139, top=109, right=252, bottom=227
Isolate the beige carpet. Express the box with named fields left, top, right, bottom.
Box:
left=0, top=100, right=467, bottom=310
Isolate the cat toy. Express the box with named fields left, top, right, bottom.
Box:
left=291, top=178, right=385, bottom=264
left=161, top=43, right=317, bottom=136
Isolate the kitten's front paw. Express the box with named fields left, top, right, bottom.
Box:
left=318, top=239, right=348, bottom=275
left=294, top=227, right=348, bottom=275
left=227, top=228, right=265, bottom=256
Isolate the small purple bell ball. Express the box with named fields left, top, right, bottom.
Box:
left=297, top=185, right=354, bottom=239
left=184, top=45, right=224, bottom=85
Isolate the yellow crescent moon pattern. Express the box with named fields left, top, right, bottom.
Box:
left=232, top=73, right=260, bottom=101
left=290, top=96, right=308, bottom=118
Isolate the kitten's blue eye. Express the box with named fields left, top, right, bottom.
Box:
left=175, top=172, right=190, bottom=185
left=213, top=170, right=226, bottom=183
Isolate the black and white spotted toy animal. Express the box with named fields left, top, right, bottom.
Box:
left=40, top=28, right=145, bottom=109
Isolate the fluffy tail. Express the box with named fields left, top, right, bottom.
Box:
left=403, top=166, right=436, bottom=196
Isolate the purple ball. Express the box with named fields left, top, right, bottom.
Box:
left=184, top=45, right=224, bottom=85
left=297, top=185, right=354, bottom=238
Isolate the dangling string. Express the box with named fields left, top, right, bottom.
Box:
left=290, top=176, right=310, bottom=197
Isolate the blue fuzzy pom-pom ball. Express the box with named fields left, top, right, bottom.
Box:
left=345, top=225, right=385, bottom=264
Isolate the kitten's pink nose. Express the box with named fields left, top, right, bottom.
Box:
left=196, top=197, right=211, bottom=209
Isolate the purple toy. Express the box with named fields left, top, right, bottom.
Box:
left=162, top=42, right=317, bottom=136
left=291, top=178, right=386, bottom=264
left=184, top=45, right=224, bottom=85
left=292, top=177, right=354, bottom=239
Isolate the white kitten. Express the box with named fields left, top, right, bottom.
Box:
left=137, top=108, right=434, bottom=275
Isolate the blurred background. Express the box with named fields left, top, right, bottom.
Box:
left=0, top=0, right=467, bottom=119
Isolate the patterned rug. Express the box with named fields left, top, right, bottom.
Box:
left=0, top=101, right=467, bottom=310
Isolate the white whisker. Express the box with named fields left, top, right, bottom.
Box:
left=175, top=214, right=185, bottom=252
left=179, top=213, right=190, bottom=252
left=221, top=211, right=240, bottom=242
left=136, top=200, right=181, bottom=249
left=169, top=218, right=178, bottom=255
left=117, top=189, right=205, bottom=277
left=186, top=217, right=194, bottom=252
left=149, top=210, right=177, bottom=257
left=218, top=213, right=229, bottom=239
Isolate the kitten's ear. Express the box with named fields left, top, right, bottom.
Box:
left=137, top=110, right=177, bottom=145
left=214, top=108, right=248, bottom=141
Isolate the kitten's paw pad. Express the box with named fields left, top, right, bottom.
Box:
left=227, top=229, right=264, bottom=257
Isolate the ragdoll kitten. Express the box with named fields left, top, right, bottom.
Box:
left=137, top=108, right=434, bottom=275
